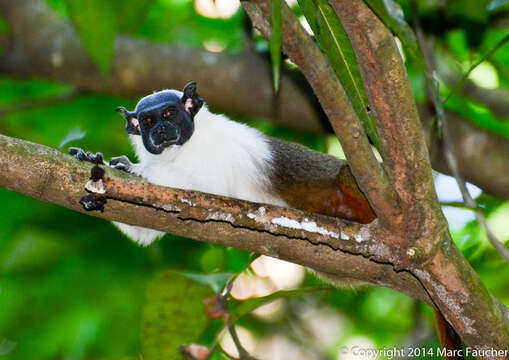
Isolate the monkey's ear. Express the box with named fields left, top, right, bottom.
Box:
left=181, top=82, right=203, bottom=117
left=116, top=107, right=140, bottom=135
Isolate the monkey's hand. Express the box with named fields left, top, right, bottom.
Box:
left=109, top=156, right=133, bottom=173
left=69, top=147, right=105, bottom=165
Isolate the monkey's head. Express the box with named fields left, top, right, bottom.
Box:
left=116, top=82, right=203, bottom=154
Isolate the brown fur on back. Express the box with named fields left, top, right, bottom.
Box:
left=267, top=138, right=375, bottom=224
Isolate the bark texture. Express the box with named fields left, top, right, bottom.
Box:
left=0, top=133, right=431, bottom=305
left=0, top=0, right=509, bottom=199
left=242, top=0, right=509, bottom=354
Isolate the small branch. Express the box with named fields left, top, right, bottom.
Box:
left=242, top=0, right=402, bottom=230
left=330, top=0, right=442, bottom=240
left=2, top=0, right=509, bottom=201
left=0, top=133, right=435, bottom=306
left=0, top=0, right=326, bottom=133
left=442, top=120, right=509, bottom=263
left=411, top=0, right=509, bottom=264
left=226, top=324, right=258, bottom=360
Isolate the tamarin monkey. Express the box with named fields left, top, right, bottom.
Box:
left=71, top=82, right=462, bottom=359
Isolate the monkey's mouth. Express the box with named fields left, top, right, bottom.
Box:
left=145, top=130, right=181, bottom=154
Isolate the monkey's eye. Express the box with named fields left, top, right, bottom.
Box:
left=144, top=117, right=153, bottom=125
left=163, top=110, right=174, bottom=119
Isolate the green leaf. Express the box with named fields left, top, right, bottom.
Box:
left=63, top=0, right=155, bottom=76
left=363, top=0, right=423, bottom=68
left=180, top=272, right=233, bottom=293
left=488, top=0, right=509, bottom=11
left=115, top=1, right=156, bottom=34
left=63, top=0, right=116, bottom=76
left=141, top=271, right=213, bottom=359
left=444, top=32, right=509, bottom=104
left=445, top=93, right=509, bottom=139
left=0, top=229, right=70, bottom=272
left=298, top=0, right=382, bottom=152
left=270, top=0, right=282, bottom=92
left=228, top=287, right=329, bottom=322
left=58, top=126, right=86, bottom=149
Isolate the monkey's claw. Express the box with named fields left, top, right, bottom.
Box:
left=80, top=194, right=106, bottom=212
left=109, top=156, right=133, bottom=173
left=69, top=147, right=105, bottom=165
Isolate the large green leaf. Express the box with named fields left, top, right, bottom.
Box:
left=141, top=271, right=213, bottom=360
left=298, top=0, right=382, bottom=152
left=445, top=94, right=509, bottom=140
left=363, top=0, right=423, bottom=68
left=180, top=272, right=233, bottom=293
left=115, top=1, right=156, bottom=34
left=270, top=0, right=282, bottom=92
left=63, top=0, right=155, bottom=76
left=63, top=0, right=116, bottom=76
left=228, top=287, right=329, bottom=322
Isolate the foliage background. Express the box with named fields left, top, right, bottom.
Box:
left=0, top=0, right=509, bottom=359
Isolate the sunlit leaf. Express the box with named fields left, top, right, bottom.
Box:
left=444, top=32, right=509, bottom=103
left=180, top=272, right=233, bottom=293
left=445, top=94, right=509, bottom=139
left=58, top=126, right=86, bottom=148
left=488, top=0, right=509, bottom=12
left=298, top=0, right=382, bottom=152
left=228, top=287, right=329, bottom=322
left=142, top=271, right=213, bottom=359
left=270, top=0, right=282, bottom=92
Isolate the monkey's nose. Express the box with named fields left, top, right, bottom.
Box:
left=153, top=124, right=179, bottom=145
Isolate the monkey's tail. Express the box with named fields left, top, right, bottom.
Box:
left=434, top=309, right=464, bottom=360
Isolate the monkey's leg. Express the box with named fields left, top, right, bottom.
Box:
left=109, top=156, right=134, bottom=173
left=69, top=147, right=105, bottom=165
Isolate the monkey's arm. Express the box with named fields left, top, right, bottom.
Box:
left=109, top=156, right=134, bottom=173
left=268, top=138, right=375, bottom=224
left=69, top=148, right=134, bottom=173
left=69, top=147, right=105, bottom=165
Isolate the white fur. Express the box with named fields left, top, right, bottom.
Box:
left=114, top=102, right=286, bottom=246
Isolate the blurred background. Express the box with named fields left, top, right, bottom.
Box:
left=1, top=0, right=509, bottom=359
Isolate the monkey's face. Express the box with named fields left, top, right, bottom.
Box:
left=116, top=83, right=203, bottom=155
left=137, top=96, right=195, bottom=154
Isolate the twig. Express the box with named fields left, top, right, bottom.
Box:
left=410, top=0, right=509, bottom=264
left=439, top=201, right=477, bottom=211
left=205, top=273, right=257, bottom=360
left=226, top=323, right=258, bottom=360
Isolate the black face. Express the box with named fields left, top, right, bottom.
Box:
left=116, top=82, right=203, bottom=155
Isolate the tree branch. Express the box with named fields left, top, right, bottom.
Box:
left=241, top=0, right=509, bottom=351
left=242, top=0, right=402, bottom=228
left=0, top=133, right=434, bottom=306
left=1, top=0, right=509, bottom=200
left=330, top=0, right=443, bottom=241
left=0, top=0, right=327, bottom=133
left=423, top=109, right=509, bottom=200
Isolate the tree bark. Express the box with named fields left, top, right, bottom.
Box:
left=1, top=0, right=509, bottom=199
left=1, top=0, right=509, bottom=353
left=242, top=0, right=509, bottom=354
left=0, top=133, right=432, bottom=305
